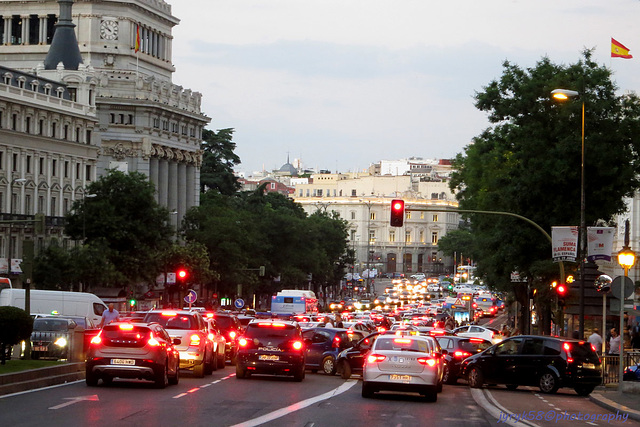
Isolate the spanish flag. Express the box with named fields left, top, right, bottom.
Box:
left=611, top=37, right=632, bottom=59
left=134, top=24, right=141, bottom=53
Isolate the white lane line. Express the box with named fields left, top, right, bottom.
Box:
left=200, top=384, right=212, bottom=388
left=212, top=380, right=221, bottom=384
left=0, top=379, right=85, bottom=399
left=229, top=380, right=358, bottom=427
left=470, top=388, right=540, bottom=427
left=173, top=393, right=188, bottom=399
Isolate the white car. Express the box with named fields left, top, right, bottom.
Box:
left=411, top=273, right=426, bottom=281
left=361, top=335, right=444, bottom=401
left=427, top=283, right=441, bottom=292
left=453, top=325, right=503, bottom=344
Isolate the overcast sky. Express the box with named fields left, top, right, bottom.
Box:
left=170, top=0, right=640, bottom=176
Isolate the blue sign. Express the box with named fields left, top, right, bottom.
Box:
left=234, top=298, right=245, bottom=309
left=184, top=289, right=197, bottom=304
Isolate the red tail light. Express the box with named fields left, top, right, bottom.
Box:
left=90, top=331, right=102, bottom=345
left=238, top=338, right=249, bottom=347
left=229, top=331, right=237, bottom=339
left=292, top=340, right=303, bottom=350
left=367, top=354, right=386, bottom=364
left=453, top=351, right=472, bottom=358
left=148, top=332, right=160, bottom=347
left=190, top=334, right=201, bottom=346
left=417, top=357, right=437, bottom=367
left=332, top=336, right=341, bottom=348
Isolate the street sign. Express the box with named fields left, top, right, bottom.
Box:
left=611, top=276, right=634, bottom=300
left=184, top=289, right=197, bottom=304
left=453, top=298, right=464, bottom=307
left=166, top=272, right=176, bottom=285
left=234, top=298, right=245, bottom=309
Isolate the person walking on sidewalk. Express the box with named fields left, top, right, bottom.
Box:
left=588, top=328, right=603, bottom=354
left=99, top=303, right=120, bottom=328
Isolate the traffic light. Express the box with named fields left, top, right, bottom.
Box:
left=390, top=199, right=405, bottom=227
left=129, top=298, right=136, bottom=308
left=556, top=283, right=568, bottom=306
left=177, top=269, right=188, bottom=288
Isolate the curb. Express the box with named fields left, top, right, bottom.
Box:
left=0, top=363, right=85, bottom=397
left=589, top=393, right=640, bottom=422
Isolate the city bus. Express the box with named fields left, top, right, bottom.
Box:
left=270, top=290, right=318, bottom=315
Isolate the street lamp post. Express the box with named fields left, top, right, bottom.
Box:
left=551, top=88, right=586, bottom=337
left=360, top=199, right=374, bottom=294
left=617, top=226, right=635, bottom=393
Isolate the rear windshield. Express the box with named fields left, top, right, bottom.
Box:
left=102, top=325, right=150, bottom=348
left=375, top=337, right=429, bottom=353
left=245, top=323, right=298, bottom=339
left=33, top=319, right=69, bottom=331
left=460, top=339, right=492, bottom=353
left=145, top=313, right=195, bottom=330
left=215, top=316, right=234, bottom=329
left=569, top=342, right=600, bottom=363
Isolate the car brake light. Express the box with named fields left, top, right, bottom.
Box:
left=190, top=334, right=201, bottom=346
left=229, top=331, right=237, bottom=339
left=563, top=342, right=571, bottom=352
left=208, top=333, right=214, bottom=340
left=417, top=357, right=437, bottom=367
left=119, top=323, right=134, bottom=330
left=567, top=357, right=574, bottom=363
left=161, top=311, right=178, bottom=316
left=292, top=340, right=303, bottom=350
left=469, top=338, right=484, bottom=343
left=393, top=338, right=412, bottom=344
left=239, top=338, right=248, bottom=347
left=367, top=354, right=386, bottom=363
left=90, top=332, right=102, bottom=345
left=454, top=351, right=472, bottom=358
left=148, top=333, right=160, bottom=347
left=591, top=344, right=597, bottom=353
left=206, top=313, right=214, bottom=318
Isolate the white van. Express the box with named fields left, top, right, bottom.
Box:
left=0, top=287, right=107, bottom=326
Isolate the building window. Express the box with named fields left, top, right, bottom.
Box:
left=369, top=229, right=375, bottom=243
left=25, top=117, right=31, bottom=133
left=38, top=195, right=44, bottom=213
left=431, top=232, right=438, bottom=245
left=317, top=189, right=323, bottom=197
left=433, top=214, right=438, bottom=222
left=350, top=229, right=356, bottom=241
left=85, top=164, right=91, bottom=180
left=39, top=119, right=44, bottom=135
left=39, top=157, right=44, bottom=174
left=420, top=230, right=425, bottom=243
left=25, top=194, right=31, bottom=215
left=12, top=153, right=17, bottom=172
left=51, top=197, right=56, bottom=215
left=86, top=129, right=91, bottom=144
left=51, top=122, right=56, bottom=138
left=12, top=113, right=17, bottom=130
left=389, top=230, right=396, bottom=242
left=63, top=125, right=68, bottom=140
left=0, top=152, right=3, bottom=170
left=370, top=212, right=376, bottom=221
left=351, top=211, right=356, bottom=220
left=351, top=189, right=357, bottom=197
left=405, top=231, right=412, bottom=243
left=75, top=127, right=80, bottom=142
left=76, top=163, right=81, bottom=179
left=26, top=156, right=31, bottom=173
left=64, top=161, right=69, bottom=178
left=406, top=212, right=411, bottom=220
left=271, top=183, right=276, bottom=189
left=63, top=198, right=69, bottom=215
left=52, top=159, right=57, bottom=176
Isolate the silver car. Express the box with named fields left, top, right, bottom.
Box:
left=362, top=335, right=444, bottom=401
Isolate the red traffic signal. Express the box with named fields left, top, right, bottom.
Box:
left=177, top=269, right=188, bottom=280
left=556, top=284, right=567, bottom=296
left=390, top=199, right=405, bottom=227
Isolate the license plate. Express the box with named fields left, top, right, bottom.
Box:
left=390, top=374, right=412, bottom=382
left=33, top=346, right=47, bottom=352
left=259, top=355, right=279, bottom=361
left=111, top=359, right=135, bottom=365
left=582, top=363, right=595, bottom=369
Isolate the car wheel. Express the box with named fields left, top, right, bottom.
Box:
left=236, top=364, right=248, bottom=379
left=340, top=361, right=352, bottom=380
left=209, top=350, right=218, bottom=372
left=217, top=352, right=225, bottom=370
left=539, top=371, right=559, bottom=394
left=574, top=385, right=595, bottom=396
left=322, top=356, right=336, bottom=375
left=437, top=378, right=443, bottom=393
left=443, top=364, right=457, bottom=385
left=168, top=366, right=180, bottom=385
left=361, top=381, right=374, bottom=398
left=230, top=351, right=237, bottom=366
left=193, top=361, right=205, bottom=378
left=155, top=364, right=168, bottom=389
left=506, top=384, right=518, bottom=391
left=293, top=365, right=305, bottom=382
left=85, top=369, right=98, bottom=387
left=468, top=366, right=484, bottom=388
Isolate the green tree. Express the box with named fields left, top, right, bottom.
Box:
left=200, top=128, right=241, bottom=195
left=450, top=51, right=640, bottom=330
left=64, top=170, right=175, bottom=287
left=0, top=306, right=32, bottom=364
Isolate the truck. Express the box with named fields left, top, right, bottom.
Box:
left=0, top=281, right=107, bottom=326
left=270, top=290, right=318, bottom=315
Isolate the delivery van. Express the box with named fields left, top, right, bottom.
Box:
left=0, top=286, right=107, bottom=326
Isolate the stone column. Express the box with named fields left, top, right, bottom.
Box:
left=168, top=160, right=178, bottom=213
left=5, top=17, right=12, bottom=45
left=149, top=157, right=159, bottom=203
left=186, top=163, right=196, bottom=210
left=178, top=162, right=186, bottom=218
left=22, top=16, right=29, bottom=45
left=158, top=158, right=168, bottom=207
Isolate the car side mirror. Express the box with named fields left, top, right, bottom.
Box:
left=173, top=338, right=182, bottom=346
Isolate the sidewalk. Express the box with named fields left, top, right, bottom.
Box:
left=590, top=383, right=640, bottom=422
left=0, top=362, right=84, bottom=397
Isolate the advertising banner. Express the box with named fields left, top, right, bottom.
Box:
left=552, top=226, right=578, bottom=262
left=587, top=227, right=615, bottom=261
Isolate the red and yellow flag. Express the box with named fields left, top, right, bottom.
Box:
left=134, top=24, right=141, bottom=53
left=611, top=37, right=632, bottom=59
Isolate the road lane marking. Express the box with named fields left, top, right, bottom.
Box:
left=229, top=380, right=358, bottom=427
left=200, top=384, right=212, bottom=388
left=173, top=393, right=188, bottom=399
left=49, top=394, right=99, bottom=410
left=470, top=388, right=540, bottom=427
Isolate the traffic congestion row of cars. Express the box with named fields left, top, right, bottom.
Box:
left=80, top=307, right=604, bottom=402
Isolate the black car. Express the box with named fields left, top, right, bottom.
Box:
left=206, top=312, right=243, bottom=364
left=435, top=335, right=492, bottom=384
left=336, top=332, right=381, bottom=379
left=460, top=335, right=602, bottom=395
left=302, top=327, right=365, bottom=375
left=236, top=320, right=305, bottom=381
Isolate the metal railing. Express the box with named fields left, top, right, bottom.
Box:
left=601, top=351, right=640, bottom=384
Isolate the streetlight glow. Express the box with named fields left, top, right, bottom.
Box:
left=551, top=88, right=580, bottom=100
left=618, top=249, right=636, bottom=269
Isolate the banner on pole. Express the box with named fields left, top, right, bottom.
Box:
left=587, top=227, right=615, bottom=262
left=552, top=226, right=578, bottom=262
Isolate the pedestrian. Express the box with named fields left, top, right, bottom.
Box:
left=587, top=328, right=603, bottom=354
left=501, top=325, right=511, bottom=338
left=608, top=328, right=621, bottom=355
left=99, top=303, right=120, bottom=328
left=631, top=331, right=640, bottom=350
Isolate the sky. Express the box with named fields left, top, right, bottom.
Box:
left=169, top=0, right=640, bottom=176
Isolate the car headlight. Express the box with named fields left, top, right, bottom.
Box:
left=54, top=337, right=68, bottom=347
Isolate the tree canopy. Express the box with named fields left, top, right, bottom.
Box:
left=200, top=128, right=241, bottom=196
left=450, top=50, right=640, bottom=294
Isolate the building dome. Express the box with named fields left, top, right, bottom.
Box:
left=278, top=155, right=298, bottom=176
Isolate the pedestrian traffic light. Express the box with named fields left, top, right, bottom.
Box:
left=390, top=199, right=405, bottom=227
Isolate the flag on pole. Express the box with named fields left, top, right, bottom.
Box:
left=611, top=37, right=632, bottom=59
left=134, top=24, right=141, bottom=53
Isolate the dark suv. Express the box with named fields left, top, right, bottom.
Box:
left=236, top=320, right=305, bottom=381
left=302, top=327, right=365, bottom=375
left=460, top=335, right=602, bottom=395
left=209, top=312, right=242, bottom=364
left=435, top=335, right=492, bottom=384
